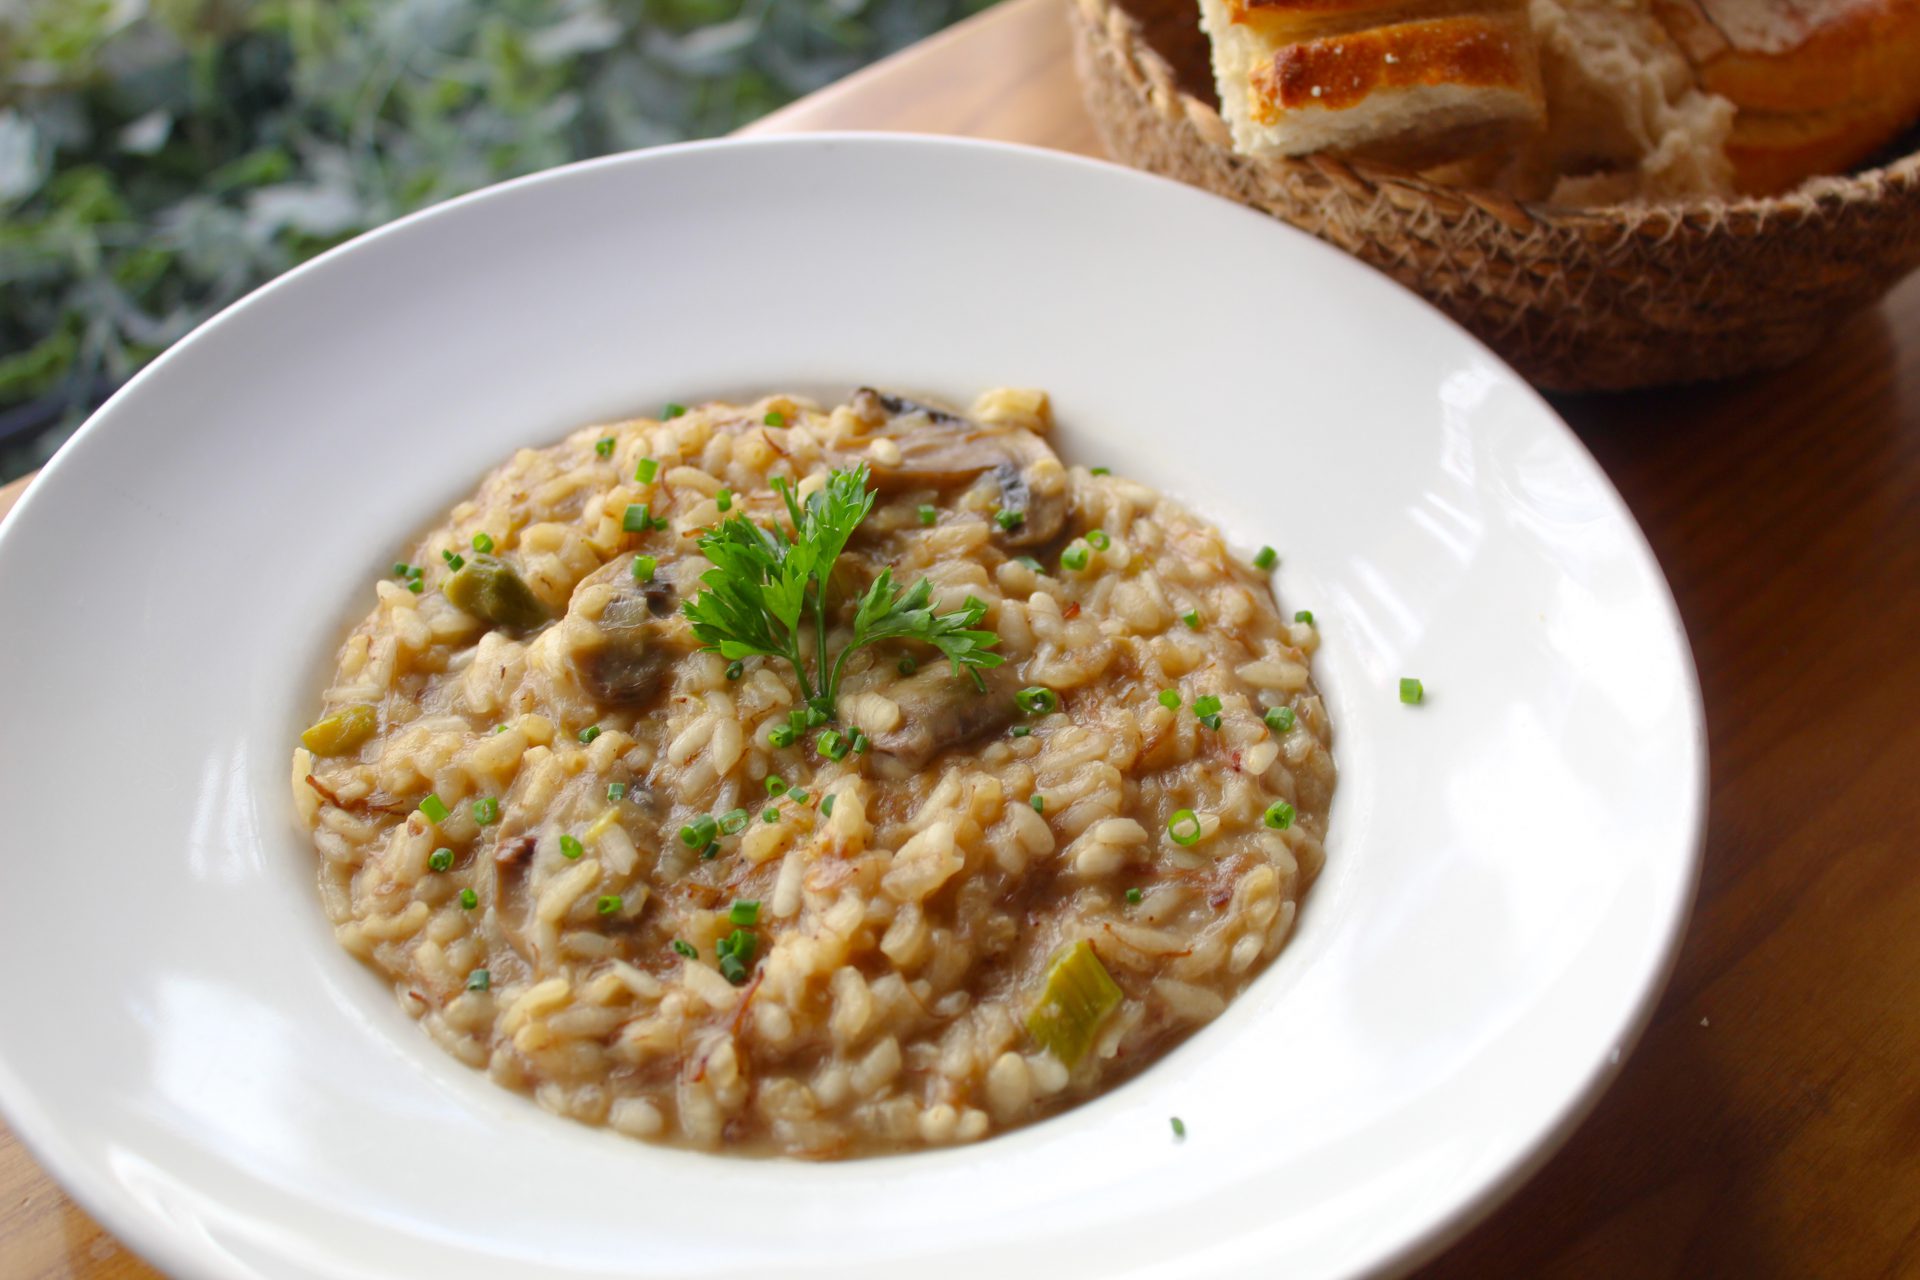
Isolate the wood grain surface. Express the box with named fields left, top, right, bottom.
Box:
left=5, top=0, right=1920, bottom=1274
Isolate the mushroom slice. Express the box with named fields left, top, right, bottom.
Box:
left=855, top=663, right=1022, bottom=774
left=848, top=388, right=1069, bottom=547
left=567, top=564, right=683, bottom=706
left=481, top=829, right=540, bottom=965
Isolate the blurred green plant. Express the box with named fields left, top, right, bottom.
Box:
left=0, top=0, right=992, bottom=480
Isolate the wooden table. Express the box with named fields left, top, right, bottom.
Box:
left=5, top=0, right=1919, bottom=1274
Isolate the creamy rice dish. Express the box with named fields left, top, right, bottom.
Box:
left=293, top=387, right=1335, bottom=1157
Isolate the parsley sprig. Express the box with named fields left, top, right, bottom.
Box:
left=682, top=465, right=1002, bottom=717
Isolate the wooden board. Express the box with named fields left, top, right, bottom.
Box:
left=7, top=0, right=1920, bottom=1274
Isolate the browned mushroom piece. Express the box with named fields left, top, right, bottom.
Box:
left=571, top=570, right=682, bottom=706
left=848, top=389, right=1068, bottom=547
left=482, top=830, right=540, bottom=964
left=854, top=662, right=1023, bottom=774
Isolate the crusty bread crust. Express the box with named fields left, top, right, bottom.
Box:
left=1251, top=12, right=1542, bottom=116
left=1651, top=0, right=1920, bottom=191
left=1228, top=0, right=1528, bottom=39
left=1728, top=101, right=1920, bottom=192
left=1203, top=0, right=1545, bottom=163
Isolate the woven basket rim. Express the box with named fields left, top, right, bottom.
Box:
left=1081, top=0, right=1920, bottom=230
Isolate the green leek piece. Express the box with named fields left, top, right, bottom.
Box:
left=443, top=554, right=548, bottom=632
left=1026, top=939, right=1124, bottom=1067
left=301, top=704, right=377, bottom=756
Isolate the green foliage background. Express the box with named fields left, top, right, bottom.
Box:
left=0, top=0, right=990, bottom=481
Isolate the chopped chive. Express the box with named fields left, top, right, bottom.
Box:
left=577, top=725, right=601, bottom=744
left=699, top=840, right=718, bottom=860
left=652, top=515, right=669, bottom=531
left=1263, top=800, right=1296, bottom=830
left=788, top=789, right=809, bottom=807
left=1061, top=545, right=1089, bottom=572
left=671, top=939, right=697, bottom=959
left=406, top=564, right=423, bottom=580
left=716, top=489, right=733, bottom=513
left=764, top=775, right=788, bottom=796
left=1090, top=466, right=1112, bottom=477
left=1295, top=610, right=1314, bottom=625
left=718, top=928, right=757, bottom=964
left=1011, top=725, right=1032, bottom=737
left=994, top=508, right=1024, bottom=532
left=466, top=968, right=491, bottom=992
left=471, top=796, right=499, bottom=825
left=1157, top=689, right=1181, bottom=710
left=1253, top=546, right=1278, bottom=570
left=459, top=888, right=478, bottom=910
left=729, top=899, right=761, bottom=926
left=817, top=728, right=849, bottom=761
left=719, top=955, right=747, bottom=984
left=391, top=561, right=409, bottom=577
left=897, top=655, right=918, bottom=676
left=445, top=553, right=465, bottom=571
left=764, top=410, right=785, bottom=427
left=1400, top=677, right=1424, bottom=704
left=1171, top=1116, right=1186, bottom=1139
left=820, top=794, right=837, bottom=817
left=1015, top=686, right=1059, bottom=715
left=440, top=549, right=457, bottom=564
left=719, top=808, right=750, bottom=835
left=726, top=660, right=744, bottom=680
left=663, top=403, right=687, bottom=419
left=622, top=503, right=651, bottom=533
left=1015, top=555, right=1043, bottom=572
left=680, top=814, right=719, bottom=848
left=631, top=554, right=656, bottom=582
left=559, top=834, right=584, bottom=859
left=1181, top=609, right=1200, bottom=630
left=769, top=723, right=796, bottom=749
left=1031, top=794, right=1046, bottom=814
left=1193, top=695, right=1223, bottom=730
left=594, top=437, right=615, bottom=458
left=1086, top=529, right=1110, bottom=551
left=1125, top=887, right=1143, bottom=904
left=1168, top=809, right=1202, bottom=847
left=804, top=704, right=829, bottom=728
left=406, top=579, right=424, bottom=594
left=418, top=793, right=449, bottom=823
left=471, top=532, right=494, bottom=554
left=763, top=807, right=780, bottom=823
left=851, top=730, right=869, bottom=754
left=1265, top=706, right=1296, bottom=734
left=787, top=709, right=809, bottom=736
left=597, top=894, right=623, bottom=916
left=635, top=457, right=659, bottom=484
left=428, top=848, right=453, bottom=872
left=918, top=504, right=937, bottom=526
left=607, top=781, right=627, bottom=802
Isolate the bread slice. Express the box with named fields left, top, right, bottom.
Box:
left=1725, top=100, right=1920, bottom=193
left=1651, top=0, right=1920, bottom=192
left=1451, top=0, right=1735, bottom=203
left=1200, top=0, right=1547, bottom=165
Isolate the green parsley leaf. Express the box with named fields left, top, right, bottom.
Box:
left=683, top=465, right=1001, bottom=715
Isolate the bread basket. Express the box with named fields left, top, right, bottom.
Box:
left=1069, top=0, right=1920, bottom=391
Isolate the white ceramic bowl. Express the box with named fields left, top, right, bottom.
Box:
left=0, top=135, right=1704, bottom=1280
